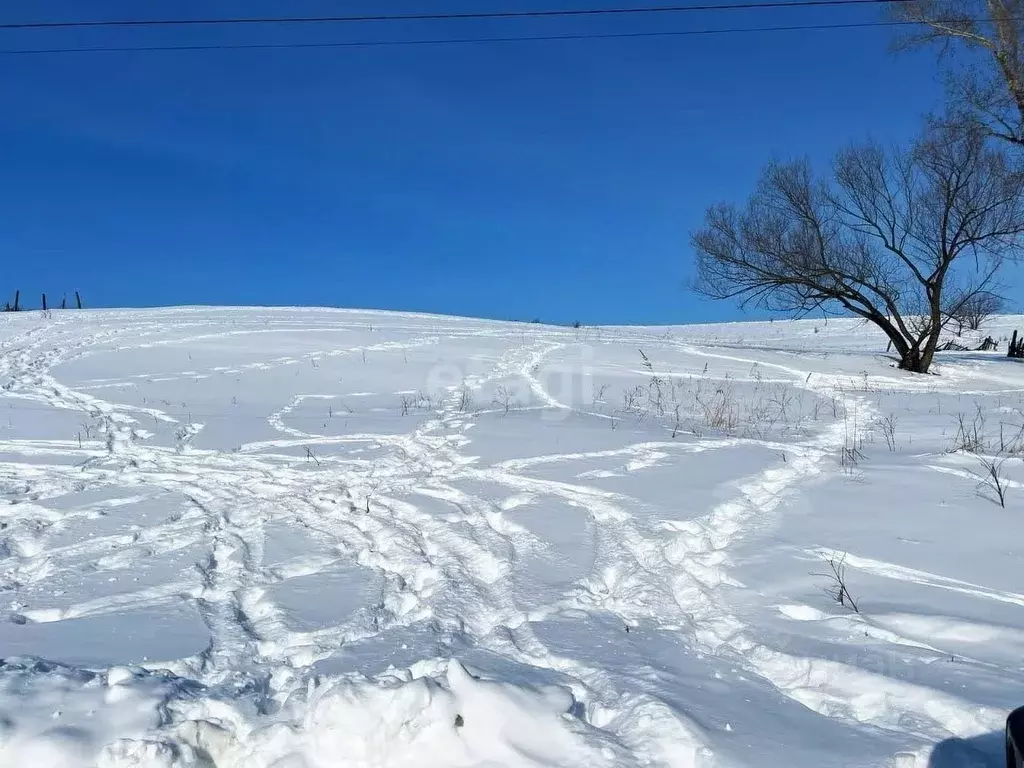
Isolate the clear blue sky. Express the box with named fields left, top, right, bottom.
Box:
left=0, top=1, right=968, bottom=323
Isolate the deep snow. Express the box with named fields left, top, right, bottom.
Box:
left=0, top=307, right=1022, bottom=767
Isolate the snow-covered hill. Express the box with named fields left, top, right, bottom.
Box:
left=0, top=307, right=1022, bottom=767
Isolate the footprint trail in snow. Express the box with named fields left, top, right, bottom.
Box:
left=0, top=307, right=1020, bottom=768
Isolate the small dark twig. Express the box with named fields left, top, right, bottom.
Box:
left=304, top=446, right=321, bottom=466
left=811, top=551, right=860, bottom=613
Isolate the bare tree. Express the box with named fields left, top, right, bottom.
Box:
left=894, top=0, right=1024, bottom=147
left=949, top=289, right=1005, bottom=332
left=691, top=119, right=1024, bottom=373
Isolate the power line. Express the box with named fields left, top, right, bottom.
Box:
left=0, top=0, right=910, bottom=31
left=0, top=19, right=938, bottom=55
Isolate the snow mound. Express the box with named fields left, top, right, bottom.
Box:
left=0, top=659, right=178, bottom=768
left=0, top=659, right=610, bottom=768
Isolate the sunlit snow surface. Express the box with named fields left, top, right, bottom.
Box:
left=0, top=307, right=1022, bottom=767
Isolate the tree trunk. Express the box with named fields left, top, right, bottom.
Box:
left=868, top=310, right=908, bottom=352
left=899, top=347, right=927, bottom=372
left=878, top=323, right=915, bottom=368
left=897, top=331, right=943, bottom=373
left=896, top=346, right=938, bottom=372
left=918, top=343, right=938, bottom=373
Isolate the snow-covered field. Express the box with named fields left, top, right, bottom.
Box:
left=1, top=307, right=1022, bottom=767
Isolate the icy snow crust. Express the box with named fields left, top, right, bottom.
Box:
left=0, top=307, right=1022, bottom=766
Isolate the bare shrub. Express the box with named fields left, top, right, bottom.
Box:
left=977, top=455, right=1011, bottom=508
left=364, top=479, right=382, bottom=514
left=840, top=445, right=866, bottom=470
left=877, top=413, right=899, bottom=451
left=811, top=399, right=825, bottom=421
left=399, top=391, right=435, bottom=416
left=622, top=385, right=644, bottom=413
left=492, top=385, right=518, bottom=414
left=694, top=382, right=739, bottom=432
left=746, top=397, right=775, bottom=438
left=812, top=551, right=860, bottom=613
left=638, top=350, right=669, bottom=417
left=951, top=406, right=986, bottom=452
left=399, top=395, right=414, bottom=416
left=841, top=407, right=866, bottom=472
left=611, top=351, right=818, bottom=440
left=999, top=421, right=1024, bottom=454
left=456, top=387, right=473, bottom=413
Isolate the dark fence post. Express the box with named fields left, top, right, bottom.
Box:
left=41, top=294, right=46, bottom=311
left=75, top=291, right=82, bottom=310
left=13, top=290, right=19, bottom=312
left=1011, top=331, right=1023, bottom=359
left=61, top=295, right=66, bottom=310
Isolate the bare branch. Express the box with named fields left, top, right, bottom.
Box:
left=893, top=0, right=1024, bottom=146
